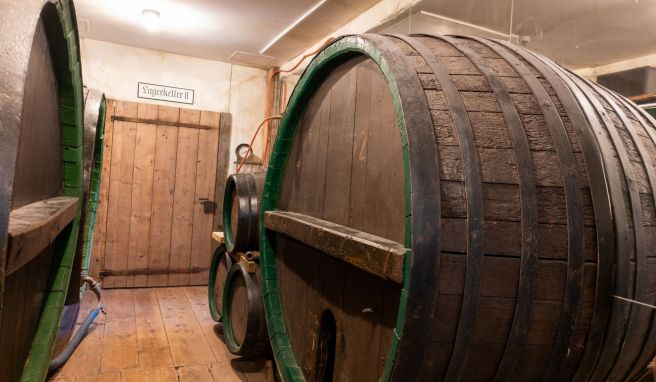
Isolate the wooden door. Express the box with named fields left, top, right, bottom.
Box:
left=92, top=100, right=231, bottom=288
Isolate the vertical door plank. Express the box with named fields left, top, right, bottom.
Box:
left=147, top=106, right=180, bottom=286
left=101, top=100, right=122, bottom=288
left=156, top=288, right=216, bottom=366
left=133, top=288, right=174, bottom=368
left=169, top=109, right=200, bottom=286
left=189, top=111, right=220, bottom=285
left=90, top=99, right=116, bottom=279
left=127, top=103, right=158, bottom=287
left=104, top=101, right=138, bottom=288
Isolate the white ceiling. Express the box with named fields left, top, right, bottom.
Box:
left=76, top=0, right=656, bottom=71
left=378, top=0, right=656, bottom=70
left=75, top=0, right=381, bottom=68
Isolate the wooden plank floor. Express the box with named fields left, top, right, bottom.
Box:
left=49, top=287, right=269, bottom=382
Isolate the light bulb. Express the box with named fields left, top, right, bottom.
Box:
left=141, top=9, right=161, bottom=33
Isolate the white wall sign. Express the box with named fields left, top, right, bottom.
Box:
left=137, top=82, right=194, bottom=105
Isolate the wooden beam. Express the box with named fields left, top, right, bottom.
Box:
left=111, top=115, right=216, bottom=130
left=6, top=196, right=78, bottom=275
left=264, top=210, right=406, bottom=283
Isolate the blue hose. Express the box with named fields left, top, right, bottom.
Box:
left=48, top=307, right=101, bottom=373
left=48, top=277, right=104, bottom=374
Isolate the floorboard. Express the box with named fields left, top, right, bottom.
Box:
left=48, top=286, right=266, bottom=382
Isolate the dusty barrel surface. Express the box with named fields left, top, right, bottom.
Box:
left=223, top=171, right=265, bottom=253
left=0, top=0, right=84, bottom=381
left=260, top=34, right=656, bottom=381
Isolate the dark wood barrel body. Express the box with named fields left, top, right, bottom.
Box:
left=260, top=34, right=656, bottom=381
left=0, top=0, right=84, bottom=381
left=223, top=171, right=266, bottom=253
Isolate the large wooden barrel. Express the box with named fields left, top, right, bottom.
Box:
left=0, top=0, right=84, bottom=381
left=223, top=171, right=265, bottom=253
left=260, top=34, right=656, bottom=381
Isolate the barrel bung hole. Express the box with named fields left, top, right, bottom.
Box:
left=315, top=309, right=336, bottom=382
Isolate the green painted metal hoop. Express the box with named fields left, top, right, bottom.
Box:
left=259, top=35, right=413, bottom=381
left=21, top=1, right=85, bottom=381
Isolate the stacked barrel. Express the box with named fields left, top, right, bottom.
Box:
left=210, top=171, right=270, bottom=358
left=258, top=34, right=656, bottom=382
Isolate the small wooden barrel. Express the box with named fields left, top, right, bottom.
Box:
left=260, top=34, right=656, bottom=381
left=222, top=261, right=270, bottom=358
left=208, top=244, right=232, bottom=322
left=222, top=171, right=265, bottom=253
left=0, top=0, right=84, bottom=381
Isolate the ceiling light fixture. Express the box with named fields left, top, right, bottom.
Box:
left=141, top=9, right=161, bottom=33
left=259, top=0, right=328, bottom=54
